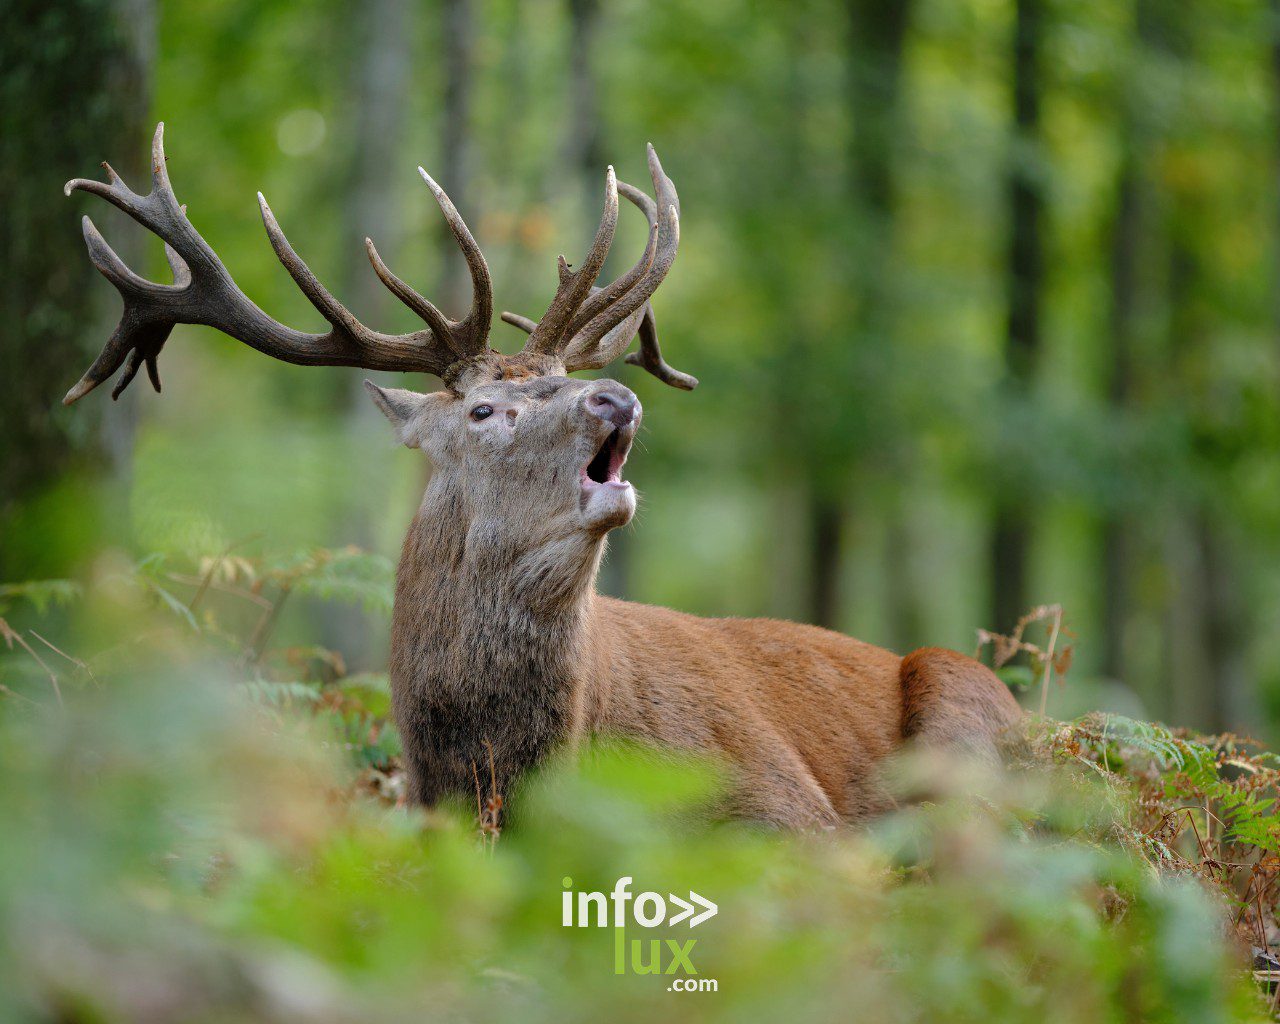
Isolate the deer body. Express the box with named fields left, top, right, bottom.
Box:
left=66, top=124, right=1022, bottom=829
left=391, top=464, right=1019, bottom=827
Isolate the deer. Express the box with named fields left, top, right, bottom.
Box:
left=63, top=124, right=1022, bottom=829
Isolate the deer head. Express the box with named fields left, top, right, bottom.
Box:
left=63, top=124, right=695, bottom=542
left=367, top=372, right=647, bottom=542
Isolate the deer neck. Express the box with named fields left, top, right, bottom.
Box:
left=390, top=477, right=607, bottom=783
left=402, top=479, right=604, bottom=618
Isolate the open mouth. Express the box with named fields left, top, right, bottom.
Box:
left=582, top=426, right=633, bottom=488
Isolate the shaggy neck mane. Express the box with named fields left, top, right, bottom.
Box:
left=400, top=474, right=605, bottom=629
left=389, top=474, right=607, bottom=801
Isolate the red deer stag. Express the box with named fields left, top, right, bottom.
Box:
left=64, top=124, right=1021, bottom=828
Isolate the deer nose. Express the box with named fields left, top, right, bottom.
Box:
left=585, top=386, right=639, bottom=428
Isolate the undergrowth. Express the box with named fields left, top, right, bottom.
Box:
left=0, top=549, right=1277, bottom=1022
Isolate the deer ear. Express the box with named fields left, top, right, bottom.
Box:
left=363, top=380, right=434, bottom=448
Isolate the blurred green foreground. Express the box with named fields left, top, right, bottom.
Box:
left=0, top=556, right=1276, bottom=1023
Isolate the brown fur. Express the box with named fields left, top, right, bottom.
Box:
left=374, top=373, right=1023, bottom=828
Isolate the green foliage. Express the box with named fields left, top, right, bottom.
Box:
left=270, top=548, right=396, bottom=616
left=1049, top=712, right=1280, bottom=862
left=0, top=563, right=1277, bottom=1022
left=0, top=580, right=83, bottom=616
left=241, top=678, right=324, bottom=708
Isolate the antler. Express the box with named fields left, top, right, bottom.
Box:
left=62, top=122, right=492, bottom=404
left=520, top=166, right=619, bottom=355
left=502, top=145, right=697, bottom=390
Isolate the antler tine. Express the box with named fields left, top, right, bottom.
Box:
left=164, top=205, right=193, bottom=288
left=500, top=311, right=539, bottom=334
left=497, top=180, right=657, bottom=342
left=523, top=166, right=619, bottom=355
left=66, top=126, right=171, bottom=241
left=363, top=168, right=494, bottom=359
left=62, top=125, right=189, bottom=403
left=62, top=123, right=476, bottom=405
left=79, top=213, right=174, bottom=297
left=364, top=237, right=456, bottom=350
left=498, top=181, right=655, bottom=341
left=561, top=205, right=674, bottom=365
left=623, top=303, right=698, bottom=390
left=257, top=193, right=371, bottom=340
left=562, top=145, right=680, bottom=370
left=149, top=122, right=181, bottom=213
left=419, top=168, right=494, bottom=353
left=499, top=146, right=694, bottom=390
left=618, top=179, right=658, bottom=221
left=563, top=182, right=659, bottom=339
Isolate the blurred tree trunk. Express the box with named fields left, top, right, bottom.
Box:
left=1199, top=516, right=1249, bottom=731
left=1148, top=5, right=1252, bottom=733
left=1162, top=223, right=1249, bottom=731
left=1102, top=0, right=1159, bottom=690
left=565, top=0, right=603, bottom=180
left=98, top=0, right=153, bottom=493
left=1164, top=240, right=1212, bottom=729
left=1275, top=0, right=1280, bottom=364
left=991, top=0, right=1045, bottom=635
left=1162, top=252, right=1249, bottom=732
left=808, top=499, right=845, bottom=629
left=440, top=0, right=476, bottom=311
left=339, top=0, right=411, bottom=362
left=1101, top=152, right=1139, bottom=683
left=815, top=0, right=911, bottom=635
left=0, top=0, right=152, bottom=579
left=325, top=0, right=411, bottom=666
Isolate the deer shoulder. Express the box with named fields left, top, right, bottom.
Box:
left=582, top=597, right=1017, bottom=827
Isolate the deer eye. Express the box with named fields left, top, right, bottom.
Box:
left=470, top=404, right=494, bottom=421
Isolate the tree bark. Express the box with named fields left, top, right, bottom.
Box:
left=1163, top=218, right=1247, bottom=733
left=565, top=0, right=604, bottom=187
left=1149, top=3, right=1251, bottom=733
left=992, top=505, right=1031, bottom=637
left=98, top=0, right=154, bottom=492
